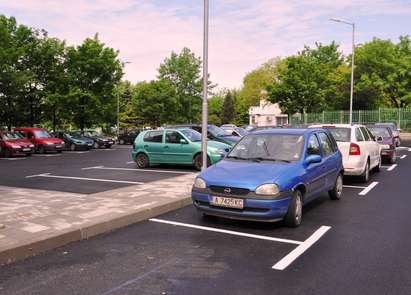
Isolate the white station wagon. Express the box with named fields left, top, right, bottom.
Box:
left=310, top=124, right=381, bottom=182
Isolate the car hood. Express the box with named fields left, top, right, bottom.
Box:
left=200, top=159, right=299, bottom=191
left=4, top=139, right=33, bottom=146
left=192, top=140, right=231, bottom=152
left=37, top=138, right=64, bottom=144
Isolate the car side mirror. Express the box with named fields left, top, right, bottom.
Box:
left=305, top=154, right=322, bottom=166
left=377, top=136, right=383, bottom=142
left=180, top=139, right=188, bottom=144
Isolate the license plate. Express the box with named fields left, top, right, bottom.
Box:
left=108, top=141, right=114, bottom=144
left=56, top=145, right=62, bottom=148
left=211, top=196, right=244, bottom=209
left=22, top=148, right=31, bottom=151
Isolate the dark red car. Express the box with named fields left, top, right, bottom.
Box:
left=14, top=127, right=64, bottom=154
left=0, top=131, right=35, bottom=157
left=368, top=125, right=397, bottom=164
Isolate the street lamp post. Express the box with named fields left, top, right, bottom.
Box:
left=117, top=61, right=131, bottom=141
left=330, top=18, right=355, bottom=125
left=201, top=0, right=209, bottom=171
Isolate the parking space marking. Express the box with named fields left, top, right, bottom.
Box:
left=387, top=164, right=398, bottom=171
left=25, top=173, right=144, bottom=184
left=400, top=155, right=407, bottom=159
left=126, top=161, right=135, bottom=164
left=343, top=185, right=367, bottom=189
left=0, top=157, right=27, bottom=161
left=32, top=154, right=62, bottom=157
left=82, top=166, right=194, bottom=174
left=359, top=181, right=379, bottom=196
left=272, top=226, right=331, bottom=270
left=66, top=151, right=90, bottom=154
left=149, top=218, right=303, bottom=245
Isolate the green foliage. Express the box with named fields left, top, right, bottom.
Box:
left=221, top=91, right=235, bottom=124
left=208, top=95, right=223, bottom=125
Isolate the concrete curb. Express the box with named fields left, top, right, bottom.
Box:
left=0, top=196, right=192, bottom=265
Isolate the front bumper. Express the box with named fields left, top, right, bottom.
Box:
left=43, top=144, right=64, bottom=152
left=10, top=147, right=34, bottom=155
left=191, top=190, right=292, bottom=222
left=208, top=153, right=226, bottom=164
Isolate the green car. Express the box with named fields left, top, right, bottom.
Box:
left=132, top=128, right=231, bottom=170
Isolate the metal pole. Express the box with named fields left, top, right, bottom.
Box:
left=201, top=0, right=209, bottom=171
left=117, top=88, right=120, bottom=140
left=349, top=23, right=355, bottom=125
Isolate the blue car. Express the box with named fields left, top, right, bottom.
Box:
left=192, top=128, right=344, bottom=227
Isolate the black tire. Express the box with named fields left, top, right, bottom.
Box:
left=107, top=145, right=112, bottom=149
left=390, top=151, right=397, bottom=164
left=4, top=148, right=12, bottom=158
left=93, top=142, right=99, bottom=149
left=193, top=154, right=211, bottom=171
left=360, top=161, right=370, bottom=183
left=38, top=145, right=45, bottom=154
left=329, top=173, right=343, bottom=200
left=136, top=153, right=150, bottom=168
left=284, top=190, right=303, bottom=227
left=70, top=144, right=76, bottom=151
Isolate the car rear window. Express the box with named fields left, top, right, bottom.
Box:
left=323, top=127, right=351, bottom=142
left=368, top=127, right=391, bottom=138
left=143, top=131, right=163, bottom=143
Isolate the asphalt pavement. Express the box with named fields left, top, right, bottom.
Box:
left=0, top=143, right=410, bottom=295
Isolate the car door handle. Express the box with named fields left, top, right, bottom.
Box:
left=164, top=146, right=169, bottom=148
left=144, top=145, right=148, bottom=148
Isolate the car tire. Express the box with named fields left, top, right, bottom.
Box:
left=93, top=142, right=99, bottom=149
left=70, top=144, right=76, bottom=151
left=329, top=173, right=343, bottom=200
left=193, top=154, right=211, bottom=171
left=360, top=161, right=370, bottom=183
left=390, top=151, right=397, bottom=164
left=4, top=148, right=12, bottom=158
left=107, top=145, right=112, bottom=149
left=136, top=153, right=150, bottom=168
left=38, top=145, right=45, bottom=154
left=374, top=156, right=381, bottom=172
left=284, top=190, right=303, bottom=227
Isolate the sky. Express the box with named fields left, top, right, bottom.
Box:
left=1, top=0, right=410, bottom=89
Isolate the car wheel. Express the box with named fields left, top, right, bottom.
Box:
left=193, top=154, right=211, bottom=171
left=119, top=139, right=125, bottom=145
left=56, top=150, right=62, bottom=153
left=70, top=144, right=76, bottom=151
left=38, top=145, right=45, bottom=154
left=284, top=190, right=303, bottom=227
left=360, top=161, right=370, bottom=183
left=4, top=148, right=12, bottom=158
left=329, top=173, right=343, bottom=200
left=107, top=145, right=112, bottom=149
left=93, top=142, right=99, bottom=149
left=136, top=153, right=150, bottom=168
left=374, top=156, right=381, bottom=172
left=390, top=151, right=397, bottom=164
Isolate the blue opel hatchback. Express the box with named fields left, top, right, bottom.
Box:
left=192, top=128, right=344, bottom=227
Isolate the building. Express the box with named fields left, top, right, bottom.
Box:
left=249, top=99, right=288, bottom=127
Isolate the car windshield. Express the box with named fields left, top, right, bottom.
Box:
left=2, top=132, right=22, bottom=140
left=227, top=134, right=304, bottom=162
left=180, top=129, right=202, bottom=142
left=208, top=125, right=228, bottom=137
left=234, top=127, right=247, bottom=136
left=323, top=127, right=351, bottom=142
left=369, top=127, right=391, bottom=138
left=34, top=130, right=52, bottom=138
left=84, top=131, right=99, bottom=137
left=376, top=123, right=396, bottom=131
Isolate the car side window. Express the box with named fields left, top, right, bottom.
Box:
left=307, top=135, right=321, bottom=156
left=360, top=127, right=371, bottom=141
left=143, top=131, right=163, bottom=143
left=355, top=128, right=364, bottom=142
left=364, top=127, right=375, bottom=141
left=27, top=132, right=34, bottom=139
left=318, top=132, right=334, bottom=156
left=166, top=131, right=184, bottom=144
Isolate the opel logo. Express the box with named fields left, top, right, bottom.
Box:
left=224, top=188, right=231, bottom=194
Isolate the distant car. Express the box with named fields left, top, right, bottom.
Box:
left=132, top=128, right=231, bottom=170
left=51, top=131, right=92, bottom=151
left=374, top=123, right=401, bottom=147
left=367, top=125, right=397, bottom=164
left=14, top=127, right=64, bottom=154
left=221, top=124, right=237, bottom=129
left=118, top=130, right=141, bottom=145
left=192, top=128, right=343, bottom=227
left=249, top=125, right=281, bottom=132
left=74, top=130, right=115, bottom=149
left=168, top=124, right=240, bottom=146
left=309, top=124, right=381, bottom=182
left=0, top=131, right=35, bottom=157
left=221, top=126, right=248, bottom=137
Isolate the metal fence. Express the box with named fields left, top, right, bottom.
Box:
left=289, top=108, right=411, bottom=131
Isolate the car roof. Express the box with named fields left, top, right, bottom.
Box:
left=251, top=128, right=321, bottom=136
left=14, top=127, right=46, bottom=131
left=309, top=123, right=366, bottom=128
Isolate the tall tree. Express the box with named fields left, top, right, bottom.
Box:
left=221, top=91, right=235, bottom=124
left=208, top=95, right=224, bottom=125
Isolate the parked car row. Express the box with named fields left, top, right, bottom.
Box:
left=0, top=127, right=115, bottom=157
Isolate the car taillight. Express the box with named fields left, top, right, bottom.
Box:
left=349, top=143, right=361, bottom=156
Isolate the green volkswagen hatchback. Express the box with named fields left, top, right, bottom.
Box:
left=132, top=128, right=231, bottom=170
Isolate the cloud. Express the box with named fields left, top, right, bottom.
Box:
left=1, top=0, right=410, bottom=89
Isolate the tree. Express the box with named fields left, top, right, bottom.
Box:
left=64, top=34, right=123, bottom=131
left=267, top=42, right=343, bottom=114
left=158, top=47, right=214, bottom=123
left=133, top=80, right=177, bottom=127
left=117, top=81, right=139, bottom=129
left=208, top=95, right=224, bottom=125
left=221, top=91, right=235, bottom=124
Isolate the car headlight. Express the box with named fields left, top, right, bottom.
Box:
left=255, top=184, right=279, bottom=195
left=10, top=144, right=21, bottom=149
left=193, top=178, right=206, bottom=189
left=46, top=142, right=54, bottom=145
left=211, top=148, right=226, bottom=155
left=74, top=141, right=82, bottom=144
left=29, top=144, right=34, bottom=148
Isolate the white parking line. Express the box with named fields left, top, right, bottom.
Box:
left=400, top=155, right=407, bottom=159
left=272, top=226, right=331, bottom=270
left=126, top=161, right=135, bottom=164
left=25, top=173, right=144, bottom=184
left=343, top=185, right=366, bottom=189
left=359, top=181, right=379, bottom=196
left=0, top=157, right=27, bottom=161
left=149, top=218, right=302, bottom=245
left=82, top=166, right=194, bottom=174
left=387, top=164, right=397, bottom=171
left=32, top=154, right=62, bottom=157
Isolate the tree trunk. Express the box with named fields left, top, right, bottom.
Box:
left=52, top=104, right=56, bottom=132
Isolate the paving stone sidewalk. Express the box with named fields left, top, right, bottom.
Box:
left=0, top=173, right=197, bottom=265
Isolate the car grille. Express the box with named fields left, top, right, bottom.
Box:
left=209, top=186, right=250, bottom=195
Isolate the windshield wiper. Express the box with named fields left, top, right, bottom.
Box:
left=249, top=157, right=291, bottom=163
left=226, top=155, right=249, bottom=160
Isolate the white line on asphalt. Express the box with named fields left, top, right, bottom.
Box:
left=387, top=164, right=398, bottom=171
left=25, top=173, right=144, bottom=184
left=343, top=185, right=367, bottom=189
left=32, top=154, right=62, bottom=157
left=126, top=161, right=135, bottom=164
left=66, top=151, right=89, bottom=154
left=359, top=181, right=379, bottom=196
left=400, top=155, right=407, bottom=159
left=0, top=157, right=27, bottom=161
left=149, top=218, right=302, bottom=245
left=83, top=166, right=194, bottom=174
left=272, top=226, right=331, bottom=270
left=408, top=148, right=411, bottom=152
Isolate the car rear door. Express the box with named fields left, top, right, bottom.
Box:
left=164, top=131, right=193, bottom=164
left=303, top=133, right=326, bottom=200
left=317, top=132, right=339, bottom=190
left=360, top=126, right=378, bottom=168
left=142, top=130, right=164, bottom=163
